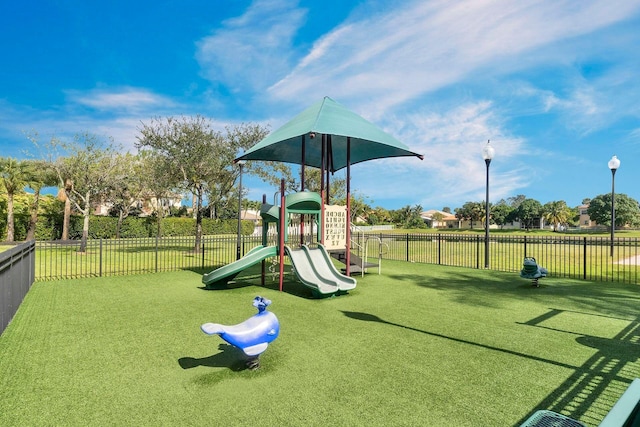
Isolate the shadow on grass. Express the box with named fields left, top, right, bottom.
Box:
left=189, top=263, right=322, bottom=300
left=387, top=268, right=640, bottom=317
left=341, top=311, right=577, bottom=370
left=515, top=309, right=640, bottom=426
left=178, top=344, right=248, bottom=372
left=342, top=309, right=640, bottom=426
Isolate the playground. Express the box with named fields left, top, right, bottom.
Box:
left=3, top=98, right=639, bottom=426
left=202, top=189, right=356, bottom=297
left=1, top=262, right=639, bottom=426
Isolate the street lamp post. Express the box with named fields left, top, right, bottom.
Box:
left=236, top=158, right=246, bottom=260
left=608, top=155, right=620, bottom=257
left=482, top=140, right=495, bottom=269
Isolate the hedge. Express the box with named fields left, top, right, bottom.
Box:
left=67, top=216, right=255, bottom=239
left=0, top=214, right=255, bottom=241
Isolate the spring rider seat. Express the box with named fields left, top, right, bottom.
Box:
left=520, top=257, right=548, bottom=287
left=201, top=296, right=280, bottom=369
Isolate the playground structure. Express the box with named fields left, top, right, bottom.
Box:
left=202, top=97, right=423, bottom=294
left=201, top=296, right=279, bottom=370
left=202, top=188, right=356, bottom=297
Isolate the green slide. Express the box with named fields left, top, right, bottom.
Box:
left=202, top=245, right=278, bottom=288
left=285, top=244, right=357, bottom=296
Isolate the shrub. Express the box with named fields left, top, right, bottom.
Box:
left=120, top=217, right=153, bottom=238
left=21, top=213, right=256, bottom=241
left=35, top=213, right=64, bottom=240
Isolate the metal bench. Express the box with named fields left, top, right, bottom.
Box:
left=520, top=410, right=586, bottom=426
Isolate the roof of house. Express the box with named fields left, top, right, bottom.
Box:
left=420, top=209, right=457, bottom=221
left=241, top=209, right=261, bottom=221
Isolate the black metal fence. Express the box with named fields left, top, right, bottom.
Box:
left=35, top=235, right=266, bottom=281
left=32, top=233, right=640, bottom=285
left=353, top=233, right=640, bottom=284
left=1, top=241, right=36, bottom=335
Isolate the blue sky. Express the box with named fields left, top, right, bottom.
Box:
left=2, top=0, right=640, bottom=211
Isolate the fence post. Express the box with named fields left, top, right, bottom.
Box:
left=437, top=234, right=441, bottom=265
left=99, top=238, right=103, bottom=277
left=406, top=234, right=409, bottom=263
left=524, top=235, right=527, bottom=258
left=583, top=237, right=587, bottom=280
left=476, top=235, right=480, bottom=269
left=201, top=241, right=205, bottom=270
left=155, top=235, right=159, bottom=273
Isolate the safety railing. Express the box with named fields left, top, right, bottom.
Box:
left=30, top=233, right=640, bottom=285
left=1, top=241, right=36, bottom=335
left=375, top=233, right=640, bottom=284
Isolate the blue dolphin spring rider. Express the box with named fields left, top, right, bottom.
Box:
left=201, top=296, right=280, bottom=370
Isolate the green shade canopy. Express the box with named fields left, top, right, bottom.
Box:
left=235, top=97, right=423, bottom=172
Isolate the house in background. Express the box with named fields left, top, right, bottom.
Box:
left=240, top=209, right=261, bottom=224
left=93, top=193, right=183, bottom=216
left=421, top=209, right=547, bottom=230
left=420, top=210, right=461, bottom=229
left=578, top=204, right=596, bottom=228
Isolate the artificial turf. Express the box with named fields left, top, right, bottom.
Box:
left=1, top=260, right=639, bottom=426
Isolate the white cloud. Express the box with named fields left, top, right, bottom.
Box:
left=195, top=0, right=307, bottom=93
left=268, top=0, right=640, bottom=116
left=350, top=101, right=532, bottom=208
left=65, top=87, right=174, bottom=113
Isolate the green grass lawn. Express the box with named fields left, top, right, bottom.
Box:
left=1, top=261, right=639, bottom=426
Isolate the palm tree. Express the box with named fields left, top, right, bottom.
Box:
left=0, top=157, right=32, bottom=241
left=56, top=179, right=73, bottom=240
left=543, top=200, right=570, bottom=232
left=24, top=160, right=58, bottom=240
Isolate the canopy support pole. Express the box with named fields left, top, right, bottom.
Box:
left=279, top=179, right=285, bottom=292
left=320, top=134, right=326, bottom=245
left=326, top=135, right=332, bottom=205
left=261, top=193, right=266, bottom=287
left=300, top=135, right=305, bottom=246
left=345, top=137, right=351, bottom=277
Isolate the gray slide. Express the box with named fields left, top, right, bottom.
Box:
left=285, top=244, right=357, bottom=295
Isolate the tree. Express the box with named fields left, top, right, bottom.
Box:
left=27, top=132, right=73, bottom=240
left=104, top=152, right=146, bottom=238
left=137, top=117, right=268, bottom=251
left=513, top=198, right=542, bottom=230
left=430, top=212, right=444, bottom=228
left=137, top=116, right=213, bottom=252
left=50, top=133, right=120, bottom=251
left=587, top=193, right=640, bottom=229
left=57, top=179, right=73, bottom=240
left=568, top=206, right=580, bottom=227
left=0, top=157, right=32, bottom=241
left=341, top=192, right=372, bottom=224
left=205, top=124, right=270, bottom=219
left=373, top=206, right=392, bottom=224
left=24, top=160, right=58, bottom=240
left=507, top=194, right=527, bottom=208
left=393, top=204, right=425, bottom=229
left=455, top=201, right=484, bottom=229
left=136, top=149, right=178, bottom=237
left=490, top=203, right=513, bottom=229
left=542, top=200, right=571, bottom=232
